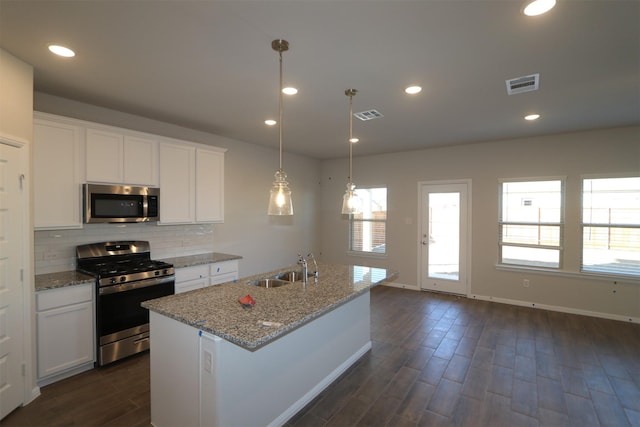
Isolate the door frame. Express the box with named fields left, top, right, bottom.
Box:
left=0, top=134, right=39, bottom=413
left=417, top=179, right=472, bottom=296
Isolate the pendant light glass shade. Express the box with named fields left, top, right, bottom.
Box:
left=342, top=182, right=362, bottom=215
left=341, top=89, right=362, bottom=215
left=268, top=39, right=294, bottom=216
left=268, top=169, right=294, bottom=215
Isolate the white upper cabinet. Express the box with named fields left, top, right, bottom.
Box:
left=85, top=128, right=123, bottom=183
left=32, top=113, right=224, bottom=229
left=86, top=128, right=158, bottom=186
left=195, top=147, right=224, bottom=222
left=124, top=135, right=158, bottom=185
left=159, top=141, right=225, bottom=224
left=159, top=142, right=196, bottom=224
left=33, top=114, right=84, bottom=230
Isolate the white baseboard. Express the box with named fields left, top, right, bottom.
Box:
left=382, top=286, right=639, bottom=323
left=36, top=361, right=95, bottom=388
left=271, top=341, right=372, bottom=427
left=26, top=386, right=40, bottom=405
left=383, top=282, right=420, bottom=291
left=470, top=294, right=639, bottom=323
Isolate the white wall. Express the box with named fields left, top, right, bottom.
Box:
left=34, top=93, right=320, bottom=276
left=30, top=92, right=640, bottom=320
left=0, top=50, right=33, bottom=143
left=319, top=126, right=640, bottom=320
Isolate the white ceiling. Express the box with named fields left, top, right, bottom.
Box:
left=1, top=0, right=638, bottom=160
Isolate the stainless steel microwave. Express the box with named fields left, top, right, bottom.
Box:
left=83, top=184, right=159, bottom=224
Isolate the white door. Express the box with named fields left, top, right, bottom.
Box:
left=0, top=143, right=25, bottom=419
left=419, top=181, right=470, bottom=295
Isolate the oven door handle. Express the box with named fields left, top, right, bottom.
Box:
left=98, top=275, right=175, bottom=295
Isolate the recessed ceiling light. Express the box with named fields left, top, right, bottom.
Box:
left=349, top=137, right=359, bottom=143
left=282, top=87, right=298, bottom=95
left=523, top=0, right=556, bottom=16
left=525, top=114, right=540, bottom=121
left=405, top=85, right=422, bottom=95
left=265, top=119, right=277, bottom=126
left=48, top=44, right=75, bottom=57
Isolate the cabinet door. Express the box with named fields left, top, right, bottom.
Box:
left=159, top=142, right=195, bottom=224
left=33, top=119, right=83, bottom=229
left=195, top=148, right=224, bottom=222
left=86, top=128, right=124, bottom=183
left=124, top=135, right=158, bottom=186
left=37, top=301, right=94, bottom=379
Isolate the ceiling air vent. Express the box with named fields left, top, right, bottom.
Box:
left=354, top=109, right=383, bottom=121
left=506, top=73, right=539, bottom=95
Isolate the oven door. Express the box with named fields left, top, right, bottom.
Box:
left=96, top=275, right=174, bottom=365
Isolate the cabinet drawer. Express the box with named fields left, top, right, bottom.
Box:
left=37, top=284, right=93, bottom=311
left=209, top=260, right=238, bottom=277
left=175, top=265, right=209, bottom=282
left=175, top=278, right=207, bottom=294
left=209, top=272, right=238, bottom=286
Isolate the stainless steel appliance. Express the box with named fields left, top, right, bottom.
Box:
left=83, top=183, right=160, bottom=224
left=76, top=240, right=174, bottom=366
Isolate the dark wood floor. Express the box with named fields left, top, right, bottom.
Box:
left=4, top=286, right=640, bottom=426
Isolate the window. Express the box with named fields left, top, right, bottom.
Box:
left=349, top=187, right=387, bottom=254
left=499, top=179, right=563, bottom=268
left=582, top=177, right=640, bottom=277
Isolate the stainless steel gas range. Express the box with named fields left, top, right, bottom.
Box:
left=76, top=241, right=174, bottom=366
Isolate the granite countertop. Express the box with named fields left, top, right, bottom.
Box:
left=35, top=270, right=95, bottom=292
left=159, top=252, right=242, bottom=269
left=142, top=263, right=398, bottom=351
left=35, top=252, right=241, bottom=292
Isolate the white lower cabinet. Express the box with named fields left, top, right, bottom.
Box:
left=175, top=260, right=239, bottom=294
left=36, top=284, right=95, bottom=386
left=175, top=264, right=209, bottom=294
left=209, top=260, right=239, bottom=285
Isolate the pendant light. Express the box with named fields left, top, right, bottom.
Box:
left=341, top=89, right=362, bottom=215
left=268, top=39, right=294, bottom=216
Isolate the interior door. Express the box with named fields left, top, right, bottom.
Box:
left=0, top=143, right=25, bottom=419
left=419, top=181, right=470, bottom=295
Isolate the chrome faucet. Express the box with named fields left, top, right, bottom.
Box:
left=297, top=253, right=308, bottom=283
left=307, top=252, right=318, bottom=281
left=298, top=252, right=319, bottom=284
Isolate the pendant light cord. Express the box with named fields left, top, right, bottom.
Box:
left=348, top=94, right=353, bottom=183
left=278, top=49, right=284, bottom=171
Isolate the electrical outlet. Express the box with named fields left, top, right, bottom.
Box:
left=523, top=279, right=530, bottom=288
left=204, top=350, right=212, bottom=373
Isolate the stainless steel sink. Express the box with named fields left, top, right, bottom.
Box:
left=250, top=278, right=290, bottom=288
left=275, top=270, right=306, bottom=282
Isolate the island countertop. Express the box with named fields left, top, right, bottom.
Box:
left=142, top=263, right=397, bottom=350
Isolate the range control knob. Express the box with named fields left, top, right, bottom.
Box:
left=120, top=276, right=127, bottom=283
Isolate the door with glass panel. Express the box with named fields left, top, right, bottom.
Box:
left=419, top=181, right=470, bottom=295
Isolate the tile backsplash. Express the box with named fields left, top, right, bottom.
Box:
left=35, top=222, right=214, bottom=275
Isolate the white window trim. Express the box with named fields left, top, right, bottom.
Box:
left=498, top=176, right=566, bottom=269
left=580, top=173, right=640, bottom=278
left=496, top=264, right=640, bottom=285
left=346, top=250, right=387, bottom=259
left=347, top=187, right=387, bottom=255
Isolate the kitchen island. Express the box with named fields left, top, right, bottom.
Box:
left=142, top=263, right=397, bottom=427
